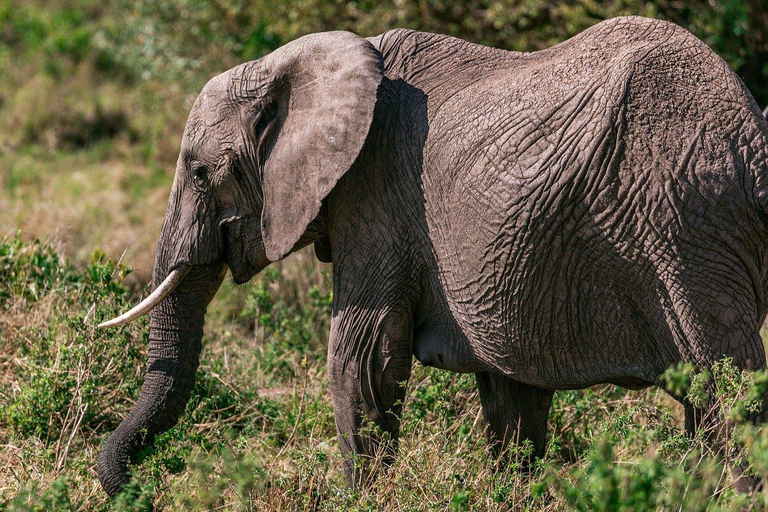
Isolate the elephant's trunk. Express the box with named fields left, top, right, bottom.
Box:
left=97, top=263, right=225, bottom=496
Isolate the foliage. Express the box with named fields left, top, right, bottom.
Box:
left=3, top=235, right=768, bottom=509
left=550, top=359, right=768, bottom=512
left=99, top=0, right=768, bottom=106
left=0, top=235, right=140, bottom=441
left=2, top=0, right=768, bottom=509
left=555, top=436, right=731, bottom=512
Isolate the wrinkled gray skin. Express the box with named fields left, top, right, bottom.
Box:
left=98, top=16, right=768, bottom=495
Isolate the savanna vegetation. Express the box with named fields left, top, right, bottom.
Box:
left=2, top=1, right=768, bottom=509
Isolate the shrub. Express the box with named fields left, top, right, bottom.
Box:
left=0, top=236, right=144, bottom=443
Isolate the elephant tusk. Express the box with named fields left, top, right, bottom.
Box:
left=97, top=266, right=191, bottom=328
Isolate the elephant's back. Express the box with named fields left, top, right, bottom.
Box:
left=396, top=18, right=768, bottom=386
left=370, top=17, right=749, bottom=117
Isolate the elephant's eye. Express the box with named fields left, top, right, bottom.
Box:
left=191, top=163, right=208, bottom=184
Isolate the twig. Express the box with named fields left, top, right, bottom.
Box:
left=57, top=403, right=88, bottom=472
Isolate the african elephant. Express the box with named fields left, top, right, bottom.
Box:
left=97, top=16, right=768, bottom=495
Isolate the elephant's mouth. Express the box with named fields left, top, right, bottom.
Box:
left=227, top=248, right=268, bottom=284
left=228, top=259, right=259, bottom=284
left=222, top=216, right=269, bottom=284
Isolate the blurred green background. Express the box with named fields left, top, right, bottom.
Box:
left=1, top=0, right=766, bottom=283
left=2, top=1, right=768, bottom=509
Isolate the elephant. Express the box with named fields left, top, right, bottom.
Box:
left=96, top=15, right=768, bottom=496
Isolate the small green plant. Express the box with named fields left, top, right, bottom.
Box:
left=175, top=446, right=265, bottom=509
left=404, top=367, right=475, bottom=424
left=555, top=435, right=731, bottom=512
left=0, top=236, right=143, bottom=441
left=449, top=488, right=471, bottom=511
left=554, top=360, right=768, bottom=511
left=2, top=477, right=79, bottom=511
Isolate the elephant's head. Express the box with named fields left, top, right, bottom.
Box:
left=96, top=32, right=382, bottom=496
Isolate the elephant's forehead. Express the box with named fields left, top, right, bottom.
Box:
left=185, top=72, right=237, bottom=141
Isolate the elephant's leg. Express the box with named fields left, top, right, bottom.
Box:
left=658, top=271, right=768, bottom=491
left=328, top=307, right=413, bottom=486
left=684, top=392, right=763, bottom=493
left=475, top=372, right=553, bottom=463
left=675, top=324, right=767, bottom=491
left=675, top=380, right=763, bottom=492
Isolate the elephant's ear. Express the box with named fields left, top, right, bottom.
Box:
left=247, top=32, right=383, bottom=261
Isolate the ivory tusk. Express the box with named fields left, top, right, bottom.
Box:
left=97, top=266, right=191, bottom=328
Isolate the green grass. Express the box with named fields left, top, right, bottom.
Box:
left=3, top=237, right=768, bottom=510
left=2, top=0, right=768, bottom=509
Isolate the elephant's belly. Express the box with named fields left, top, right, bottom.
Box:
left=412, top=325, right=489, bottom=373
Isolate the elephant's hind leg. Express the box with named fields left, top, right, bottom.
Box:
left=475, top=372, right=554, bottom=463
left=672, top=319, right=767, bottom=492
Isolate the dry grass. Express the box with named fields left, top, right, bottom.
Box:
left=3, top=1, right=768, bottom=509
left=4, top=215, right=768, bottom=510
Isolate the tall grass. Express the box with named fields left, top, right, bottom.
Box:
left=3, top=236, right=768, bottom=509
left=3, top=1, right=768, bottom=509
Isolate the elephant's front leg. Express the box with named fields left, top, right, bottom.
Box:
left=328, top=307, right=413, bottom=486
left=475, top=372, right=554, bottom=463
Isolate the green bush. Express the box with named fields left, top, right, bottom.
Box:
left=101, top=0, right=768, bottom=106
left=556, top=436, right=731, bottom=512
left=232, top=266, right=333, bottom=382
left=0, top=236, right=144, bottom=441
